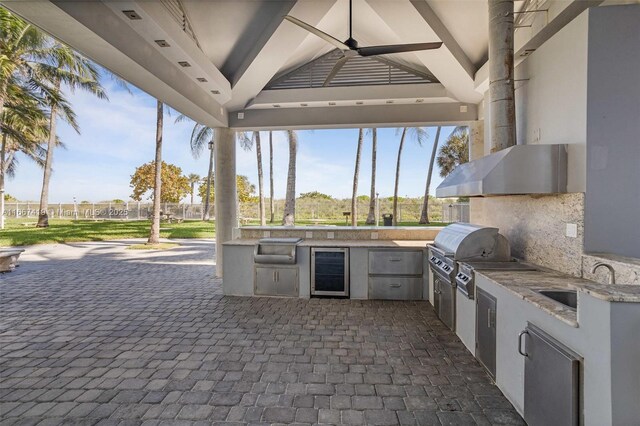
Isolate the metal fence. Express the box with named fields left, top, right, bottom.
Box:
left=4, top=200, right=469, bottom=224
left=2, top=202, right=214, bottom=221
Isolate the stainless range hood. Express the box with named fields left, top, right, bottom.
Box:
left=436, top=144, right=568, bottom=197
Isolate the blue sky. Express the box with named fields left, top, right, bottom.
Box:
left=6, top=78, right=452, bottom=203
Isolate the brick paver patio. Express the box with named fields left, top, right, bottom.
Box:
left=0, top=240, right=524, bottom=425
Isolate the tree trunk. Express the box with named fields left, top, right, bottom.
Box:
left=203, top=139, right=214, bottom=221
left=365, top=128, right=377, bottom=225
left=419, top=126, right=441, bottom=224
left=190, top=184, right=194, bottom=205
left=489, top=0, right=516, bottom=152
left=255, top=131, right=266, bottom=226
left=351, top=129, right=364, bottom=226
left=269, top=131, right=274, bottom=223
left=392, top=128, right=407, bottom=226
left=282, top=130, right=297, bottom=226
left=37, top=79, right=61, bottom=228
left=148, top=100, right=163, bottom=244
left=0, top=134, right=6, bottom=230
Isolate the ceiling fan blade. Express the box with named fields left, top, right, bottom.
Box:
left=357, top=42, right=443, bottom=57
left=323, top=56, right=350, bottom=87
left=283, top=15, right=350, bottom=51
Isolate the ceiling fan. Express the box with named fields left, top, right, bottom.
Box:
left=284, top=0, right=442, bottom=86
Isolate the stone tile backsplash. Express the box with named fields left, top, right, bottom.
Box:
left=470, top=193, right=585, bottom=277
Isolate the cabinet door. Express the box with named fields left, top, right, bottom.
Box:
left=476, top=288, right=497, bottom=378
left=369, top=250, right=423, bottom=275
left=276, top=267, right=298, bottom=297
left=439, top=280, right=456, bottom=331
left=523, top=324, right=580, bottom=426
left=255, top=267, right=277, bottom=295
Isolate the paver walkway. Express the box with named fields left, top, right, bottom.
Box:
left=0, top=240, right=524, bottom=425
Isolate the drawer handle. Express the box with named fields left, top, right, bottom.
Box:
left=388, top=258, right=402, bottom=262
left=390, top=283, right=401, bottom=288
left=518, top=330, right=529, bottom=357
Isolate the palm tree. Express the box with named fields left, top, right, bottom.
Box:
left=36, top=44, right=106, bottom=227
left=148, top=100, right=163, bottom=244
left=0, top=82, right=49, bottom=229
left=282, top=130, right=298, bottom=226
left=269, top=131, right=275, bottom=223
left=365, top=128, right=377, bottom=225
left=351, top=128, right=364, bottom=226
left=419, top=126, right=441, bottom=224
left=393, top=127, right=428, bottom=225
left=175, top=115, right=215, bottom=220
left=187, top=173, right=200, bottom=205
left=437, top=127, right=469, bottom=177
left=238, top=131, right=266, bottom=225
left=0, top=9, right=66, bottom=126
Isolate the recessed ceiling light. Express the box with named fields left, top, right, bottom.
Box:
left=154, top=40, right=170, bottom=47
left=356, top=101, right=364, bottom=105
left=196, top=77, right=208, bottom=83
left=273, top=104, right=281, bottom=108
left=300, top=103, right=308, bottom=107
left=211, top=90, right=220, bottom=95
left=122, top=10, right=141, bottom=20
left=415, top=99, right=424, bottom=103
left=178, top=61, right=191, bottom=67
left=386, top=100, right=394, bottom=104
left=328, top=102, right=336, bottom=106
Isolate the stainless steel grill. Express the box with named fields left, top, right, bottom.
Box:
left=427, top=223, right=511, bottom=331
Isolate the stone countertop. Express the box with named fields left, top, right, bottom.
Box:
left=476, top=270, right=584, bottom=327
left=566, top=282, right=640, bottom=303
left=239, top=225, right=444, bottom=231
left=477, top=269, right=640, bottom=327
left=223, top=239, right=432, bottom=248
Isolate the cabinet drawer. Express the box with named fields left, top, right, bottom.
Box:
left=369, top=276, right=422, bottom=300
left=369, top=250, right=423, bottom=275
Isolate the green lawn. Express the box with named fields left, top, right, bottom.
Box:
left=0, top=219, right=215, bottom=247
left=0, top=218, right=445, bottom=247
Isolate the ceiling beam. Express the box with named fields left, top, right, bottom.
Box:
left=409, top=0, right=476, bottom=78
left=246, top=83, right=455, bottom=109
left=229, top=102, right=477, bottom=130
left=366, top=0, right=482, bottom=104
left=228, top=0, right=339, bottom=111
left=2, top=0, right=228, bottom=128
left=223, top=0, right=297, bottom=87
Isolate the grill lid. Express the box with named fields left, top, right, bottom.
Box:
left=433, top=223, right=509, bottom=260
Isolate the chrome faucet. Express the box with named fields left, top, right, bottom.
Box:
left=591, top=262, right=616, bottom=285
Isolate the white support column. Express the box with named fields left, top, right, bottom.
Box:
left=214, top=128, right=237, bottom=278
left=468, top=121, right=485, bottom=161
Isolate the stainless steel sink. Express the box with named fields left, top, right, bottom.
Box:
left=536, top=289, right=578, bottom=310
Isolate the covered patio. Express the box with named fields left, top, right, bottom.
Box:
left=0, top=242, right=522, bottom=424
left=2, top=0, right=639, bottom=424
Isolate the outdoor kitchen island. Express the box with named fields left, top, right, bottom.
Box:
left=222, top=226, right=441, bottom=300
